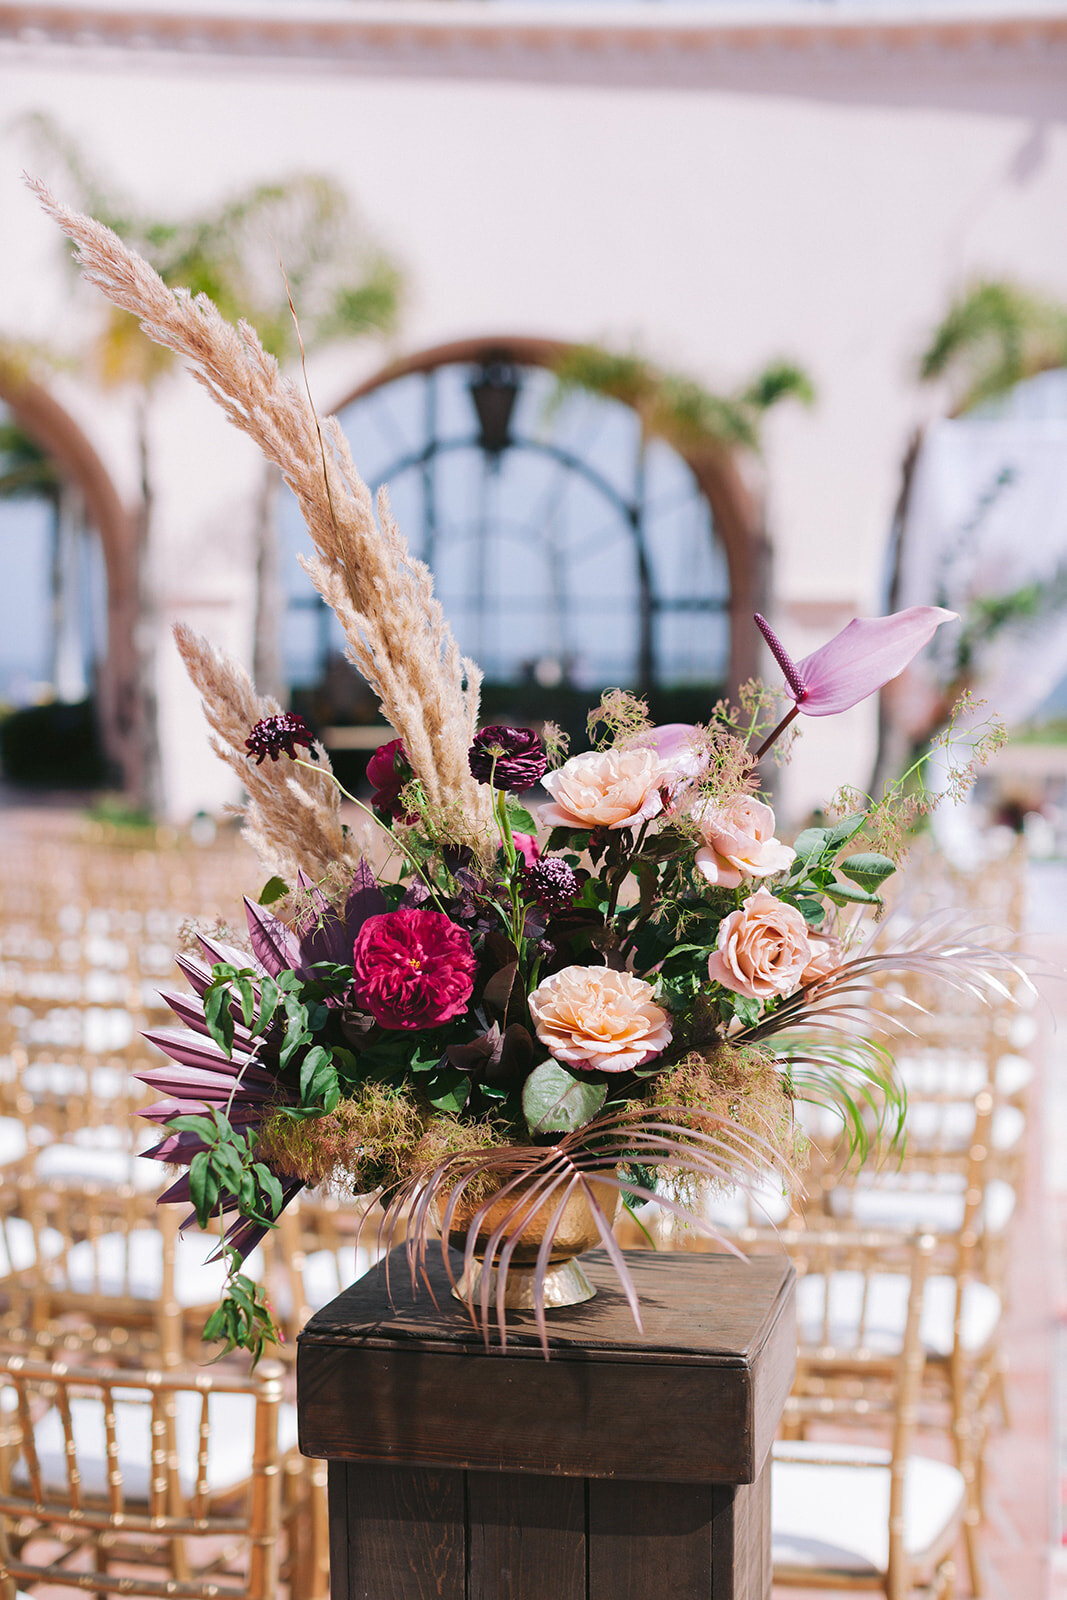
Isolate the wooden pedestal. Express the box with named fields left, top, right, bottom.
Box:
left=297, top=1247, right=795, bottom=1600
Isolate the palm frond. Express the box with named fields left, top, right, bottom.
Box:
left=373, top=1103, right=790, bottom=1353
left=737, top=908, right=1032, bottom=1162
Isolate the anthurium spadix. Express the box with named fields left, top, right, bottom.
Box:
left=754, top=606, right=958, bottom=758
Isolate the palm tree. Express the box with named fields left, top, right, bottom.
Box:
left=26, top=113, right=404, bottom=811
left=871, top=279, right=1067, bottom=795
left=919, top=279, right=1067, bottom=414
left=552, top=344, right=815, bottom=453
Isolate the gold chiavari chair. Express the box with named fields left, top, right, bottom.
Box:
left=770, top=1214, right=991, bottom=1597
left=1, top=1181, right=260, bottom=1370
left=772, top=1229, right=964, bottom=1600
left=268, top=1193, right=391, bottom=1350
left=0, top=1353, right=292, bottom=1600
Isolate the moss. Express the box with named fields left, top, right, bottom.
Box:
left=256, top=1081, right=430, bottom=1194
left=646, top=1044, right=804, bottom=1171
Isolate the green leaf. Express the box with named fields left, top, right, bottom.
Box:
left=167, top=1114, right=218, bottom=1142
left=235, top=975, right=256, bottom=1030
left=505, top=801, right=538, bottom=834
left=279, top=1026, right=311, bottom=1073
left=839, top=852, right=896, bottom=890
left=189, top=1151, right=216, bottom=1228
left=825, top=813, right=867, bottom=850
left=791, top=827, right=829, bottom=863
left=253, top=976, right=279, bottom=1038
left=793, top=897, right=827, bottom=929
left=300, top=1045, right=338, bottom=1108
left=203, top=981, right=235, bottom=1059
left=546, top=826, right=592, bottom=853
left=258, top=875, right=290, bottom=906
left=424, top=1066, right=470, bottom=1115
left=210, top=1109, right=234, bottom=1142
left=254, top=1164, right=284, bottom=1217
left=732, top=995, right=762, bottom=1029
left=211, top=1144, right=244, bottom=1187
left=202, top=1306, right=228, bottom=1341
left=522, top=1059, right=608, bottom=1136
left=823, top=879, right=882, bottom=906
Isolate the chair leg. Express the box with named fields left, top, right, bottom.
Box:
left=962, top=1503, right=984, bottom=1598
left=991, top=1358, right=1011, bottom=1430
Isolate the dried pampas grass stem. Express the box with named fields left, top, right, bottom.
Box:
left=173, top=622, right=358, bottom=886
left=29, top=177, right=494, bottom=855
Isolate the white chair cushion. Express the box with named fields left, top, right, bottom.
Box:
left=34, top=1143, right=161, bottom=1192
left=905, top=1100, right=1025, bottom=1153
left=21, top=1059, right=129, bottom=1100
left=18, top=1389, right=297, bottom=1501
left=772, top=1440, right=965, bottom=1576
left=700, top=1179, right=793, bottom=1230
left=0, top=1216, right=64, bottom=1277
left=829, top=1175, right=1016, bottom=1236
left=0, top=1116, right=27, bottom=1166
left=298, top=1244, right=381, bottom=1311
left=59, top=1227, right=266, bottom=1308
left=897, top=1048, right=1032, bottom=1100
left=796, top=1270, right=1001, bottom=1357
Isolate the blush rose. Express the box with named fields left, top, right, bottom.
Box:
left=707, top=889, right=813, bottom=1000
left=352, top=908, right=477, bottom=1030
left=693, top=797, right=795, bottom=889
left=800, top=931, right=844, bottom=986
left=528, top=965, right=672, bottom=1073
left=539, top=748, right=665, bottom=832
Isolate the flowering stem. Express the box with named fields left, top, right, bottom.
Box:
left=754, top=703, right=800, bottom=763
left=293, top=759, right=445, bottom=911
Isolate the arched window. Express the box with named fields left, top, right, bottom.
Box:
left=280, top=342, right=754, bottom=757
left=0, top=403, right=106, bottom=705
left=0, top=400, right=109, bottom=785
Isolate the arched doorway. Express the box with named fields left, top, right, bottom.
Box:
left=280, top=338, right=767, bottom=765
left=0, top=363, right=137, bottom=791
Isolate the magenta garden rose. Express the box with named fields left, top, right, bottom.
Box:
left=351, top=908, right=477, bottom=1030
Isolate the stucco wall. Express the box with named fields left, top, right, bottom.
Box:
left=2, top=4, right=1065, bottom=820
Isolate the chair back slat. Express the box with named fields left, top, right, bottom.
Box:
left=0, top=1353, right=286, bottom=1600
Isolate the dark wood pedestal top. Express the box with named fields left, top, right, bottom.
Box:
left=297, top=1248, right=795, bottom=1600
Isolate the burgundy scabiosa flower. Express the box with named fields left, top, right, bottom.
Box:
left=366, top=737, right=415, bottom=819
left=352, top=908, right=477, bottom=1030
left=524, top=857, right=579, bottom=914
left=245, top=713, right=319, bottom=765
left=468, top=725, right=547, bottom=791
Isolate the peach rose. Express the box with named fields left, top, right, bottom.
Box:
left=694, top=797, right=795, bottom=889
left=528, top=965, right=672, bottom=1073
left=707, top=889, right=813, bottom=1000
left=800, top=931, right=843, bottom=986
left=539, top=748, right=665, bottom=831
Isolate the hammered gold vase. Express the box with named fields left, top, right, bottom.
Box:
left=443, top=1175, right=619, bottom=1310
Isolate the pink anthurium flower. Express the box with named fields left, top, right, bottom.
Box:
left=753, top=606, right=958, bottom=757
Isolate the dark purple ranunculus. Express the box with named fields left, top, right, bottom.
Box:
left=366, top=738, right=414, bottom=819
left=245, top=713, right=318, bottom=765
left=352, top=909, right=477, bottom=1030
left=468, top=725, right=547, bottom=791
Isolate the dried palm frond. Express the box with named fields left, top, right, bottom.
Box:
left=737, top=909, right=1033, bottom=1161
left=29, top=178, right=495, bottom=857
left=374, top=1106, right=790, bottom=1353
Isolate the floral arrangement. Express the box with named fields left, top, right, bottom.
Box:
left=31, top=181, right=1017, bottom=1356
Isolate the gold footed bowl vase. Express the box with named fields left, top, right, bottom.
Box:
left=443, top=1176, right=619, bottom=1311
